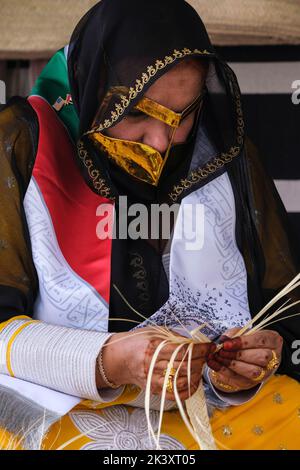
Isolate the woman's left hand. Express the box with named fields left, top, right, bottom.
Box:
left=207, top=328, right=283, bottom=393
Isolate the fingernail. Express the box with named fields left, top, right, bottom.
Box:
left=223, top=340, right=234, bottom=350
left=219, top=335, right=231, bottom=344
left=223, top=337, right=242, bottom=351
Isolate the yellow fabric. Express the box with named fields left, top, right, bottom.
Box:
left=35, top=375, right=300, bottom=451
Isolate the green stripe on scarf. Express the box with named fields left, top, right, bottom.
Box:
left=30, top=48, right=79, bottom=143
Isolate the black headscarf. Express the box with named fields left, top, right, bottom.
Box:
left=67, top=0, right=246, bottom=331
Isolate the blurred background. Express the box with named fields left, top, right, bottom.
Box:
left=0, top=0, right=299, bottom=235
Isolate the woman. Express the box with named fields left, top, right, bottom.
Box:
left=0, top=0, right=300, bottom=450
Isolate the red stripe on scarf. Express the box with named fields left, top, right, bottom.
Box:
left=28, top=95, right=113, bottom=304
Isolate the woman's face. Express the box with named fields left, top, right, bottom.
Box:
left=105, top=60, right=207, bottom=154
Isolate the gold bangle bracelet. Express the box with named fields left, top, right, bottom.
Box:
left=97, top=348, right=120, bottom=389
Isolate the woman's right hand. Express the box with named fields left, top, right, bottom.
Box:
left=101, top=327, right=215, bottom=402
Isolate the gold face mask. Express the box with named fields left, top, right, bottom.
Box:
left=89, top=89, right=205, bottom=186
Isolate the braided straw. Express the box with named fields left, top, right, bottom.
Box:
left=47, top=273, right=300, bottom=451
left=114, top=273, right=300, bottom=450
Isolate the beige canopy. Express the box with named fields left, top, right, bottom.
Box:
left=0, top=0, right=299, bottom=60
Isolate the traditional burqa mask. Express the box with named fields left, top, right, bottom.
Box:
left=88, top=88, right=206, bottom=186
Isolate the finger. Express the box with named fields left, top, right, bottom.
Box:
left=219, top=327, right=242, bottom=342
left=210, top=367, right=257, bottom=390
left=155, top=358, right=205, bottom=375
left=222, top=330, right=283, bottom=351
left=214, top=349, right=238, bottom=360
left=221, top=348, right=274, bottom=368
left=175, top=384, right=200, bottom=400
left=151, top=341, right=215, bottom=360
left=192, top=342, right=217, bottom=358
left=221, top=336, right=242, bottom=351
left=167, top=375, right=201, bottom=401
left=207, top=347, right=236, bottom=369
left=156, top=372, right=201, bottom=392
left=154, top=360, right=187, bottom=373
left=207, top=356, right=224, bottom=372
left=213, top=348, right=273, bottom=367
left=216, top=359, right=270, bottom=382
left=165, top=383, right=199, bottom=402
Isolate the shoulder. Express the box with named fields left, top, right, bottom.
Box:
left=0, top=96, right=38, bottom=142
left=0, top=97, right=39, bottom=189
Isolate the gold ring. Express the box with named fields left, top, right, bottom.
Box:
left=166, top=377, right=173, bottom=393
left=163, top=368, right=176, bottom=394
left=210, top=370, right=239, bottom=392
left=252, top=367, right=266, bottom=382
left=267, top=350, right=280, bottom=371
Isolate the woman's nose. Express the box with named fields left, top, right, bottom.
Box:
left=141, top=120, right=171, bottom=154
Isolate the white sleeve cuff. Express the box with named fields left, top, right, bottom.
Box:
left=0, top=317, right=125, bottom=402
left=203, top=365, right=262, bottom=406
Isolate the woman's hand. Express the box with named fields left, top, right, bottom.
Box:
left=101, top=327, right=215, bottom=402
left=207, top=328, right=283, bottom=393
